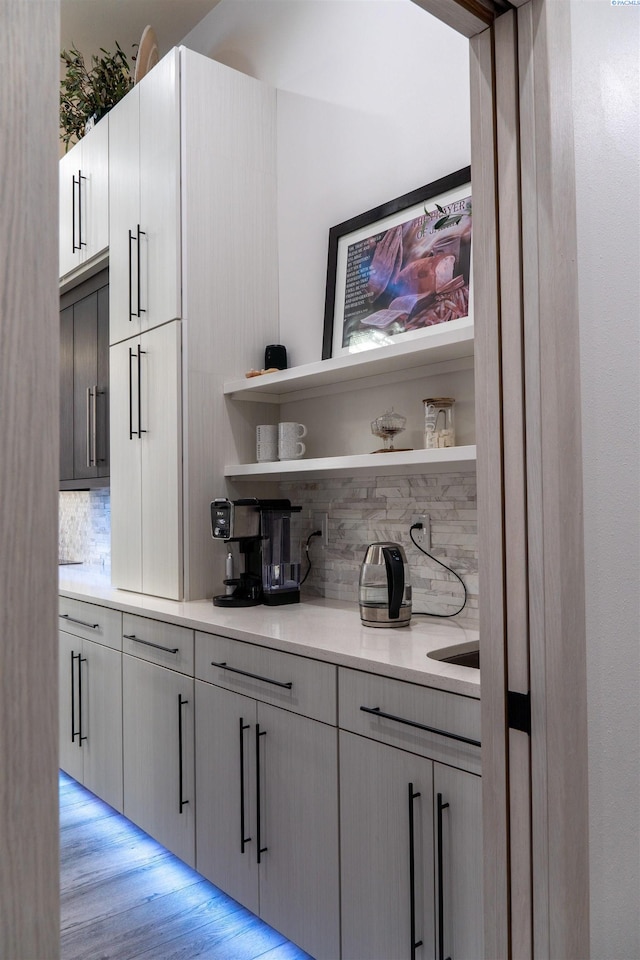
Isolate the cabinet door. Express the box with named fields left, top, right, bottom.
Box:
left=82, top=639, right=123, bottom=813
left=432, top=764, right=483, bottom=960
left=60, top=305, right=74, bottom=482
left=138, top=48, right=181, bottom=332
left=72, top=291, right=99, bottom=480
left=79, top=117, right=109, bottom=262
left=340, top=731, right=436, bottom=960
left=59, top=122, right=109, bottom=280
left=195, top=681, right=260, bottom=915
left=60, top=279, right=110, bottom=488
left=108, top=85, right=141, bottom=344
left=258, top=703, right=340, bottom=960
left=139, top=320, right=182, bottom=600
left=59, top=144, right=83, bottom=279
left=96, top=284, right=110, bottom=477
left=110, top=322, right=182, bottom=599
left=109, top=336, right=143, bottom=592
left=59, top=631, right=84, bottom=782
left=122, top=655, right=195, bottom=866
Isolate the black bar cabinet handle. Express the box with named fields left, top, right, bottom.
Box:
left=128, top=347, right=136, bottom=439
left=137, top=346, right=146, bottom=436
left=70, top=651, right=79, bottom=743
left=128, top=229, right=134, bottom=319
left=437, top=792, right=452, bottom=960
left=86, top=386, right=93, bottom=468
left=123, top=633, right=179, bottom=655
left=239, top=718, right=251, bottom=853
left=77, top=171, right=86, bottom=249
left=136, top=225, right=146, bottom=315
left=178, top=695, right=189, bottom=814
left=71, top=173, right=78, bottom=253
left=255, top=725, right=267, bottom=864
left=211, top=661, right=293, bottom=690
left=78, top=656, right=88, bottom=744
left=61, top=613, right=99, bottom=630
left=408, top=783, right=424, bottom=960
left=91, top=386, right=98, bottom=466
left=359, top=705, right=481, bottom=749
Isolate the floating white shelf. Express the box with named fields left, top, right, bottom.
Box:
left=224, top=318, right=474, bottom=403
left=224, top=445, right=477, bottom=481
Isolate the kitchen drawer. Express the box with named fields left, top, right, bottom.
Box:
left=59, top=597, right=122, bottom=650
left=123, top=614, right=194, bottom=675
left=195, top=632, right=337, bottom=726
left=339, top=667, right=481, bottom=774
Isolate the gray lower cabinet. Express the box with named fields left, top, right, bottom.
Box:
left=58, top=630, right=123, bottom=812
left=339, top=731, right=483, bottom=960
left=122, top=654, right=195, bottom=867
left=58, top=595, right=482, bottom=959
left=195, top=679, right=340, bottom=960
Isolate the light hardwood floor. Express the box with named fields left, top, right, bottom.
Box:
left=59, top=772, right=313, bottom=960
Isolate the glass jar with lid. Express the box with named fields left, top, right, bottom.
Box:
left=423, top=397, right=455, bottom=448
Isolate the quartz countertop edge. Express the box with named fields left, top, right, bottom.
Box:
left=59, top=568, right=480, bottom=698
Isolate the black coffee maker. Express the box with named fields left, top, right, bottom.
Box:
left=210, top=498, right=302, bottom=607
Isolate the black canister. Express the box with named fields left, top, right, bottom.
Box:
left=264, top=344, right=287, bottom=370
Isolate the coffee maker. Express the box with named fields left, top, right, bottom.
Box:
left=210, top=498, right=302, bottom=607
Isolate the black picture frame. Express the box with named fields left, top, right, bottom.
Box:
left=322, top=166, right=472, bottom=360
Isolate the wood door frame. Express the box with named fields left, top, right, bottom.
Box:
left=0, top=1, right=61, bottom=956
left=410, top=0, right=590, bottom=956
left=2, top=1, right=588, bottom=955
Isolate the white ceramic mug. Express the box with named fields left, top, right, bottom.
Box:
left=278, top=439, right=306, bottom=460
left=256, top=425, right=278, bottom=462
left=278, top=422, right=307, bottom=442
left=256, top=424, right=278, bottom=443
left=257, top=441, right=279, bottom=463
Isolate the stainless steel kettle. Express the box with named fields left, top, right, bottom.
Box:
left=359, top=542, right=412, bottom=627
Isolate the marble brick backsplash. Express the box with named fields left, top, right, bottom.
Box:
left=58, top=474, right=478, bottom=625
left=59, top=489, right=110, bottom=569
left=281, top=471, right=478, bottom=626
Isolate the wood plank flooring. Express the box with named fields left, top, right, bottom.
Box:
left=59, top=773, right=314, bottom=960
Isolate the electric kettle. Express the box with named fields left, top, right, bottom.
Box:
left=359, top=542, right=412, bottom=627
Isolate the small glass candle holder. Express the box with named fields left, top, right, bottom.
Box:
left=423, top=397, right=455, bottom=448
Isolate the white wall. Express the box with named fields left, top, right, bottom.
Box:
left=182, top=0, right=471, bottom=364
left=570, top=3, right=640, bottom=956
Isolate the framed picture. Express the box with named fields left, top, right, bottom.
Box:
left=322, top=167, right=472, bottom=360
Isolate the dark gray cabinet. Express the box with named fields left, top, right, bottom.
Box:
left=60, top=270, right=109, bottom=489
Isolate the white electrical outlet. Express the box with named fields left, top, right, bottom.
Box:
left=412, top=514, right=431, bottom=550
left=313, top=512, right=329, bottom=547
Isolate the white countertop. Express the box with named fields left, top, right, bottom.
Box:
left=59, top=565, right=480, bottom=697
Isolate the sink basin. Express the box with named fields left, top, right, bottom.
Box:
left=427, top=642, right=480, bottom=670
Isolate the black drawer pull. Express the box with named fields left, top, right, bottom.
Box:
left=359, top=705, right=481, bottom=748
left=178, top=695, right=189, bottom=813
left=124, top=634, right=179, bottom=655
left=239, top=718, right=251, bottom=853
left=61, top=613, right=99, bottom=630
left=70, top=651, right=80, bottom=743
left=437, top=793, right=452, bottom=960
left=211, top=661, right=293, bottom=690
left=408, top=783, right=424, bottom=959
left=78, top=656, right=88, bottom=745
left=256, top=725, right=267, bottom=864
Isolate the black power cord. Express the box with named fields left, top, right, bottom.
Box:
left=409, top=522, right=467, bottom=618
left=300, top=529, right=322, bottom=585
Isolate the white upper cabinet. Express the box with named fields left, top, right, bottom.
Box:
left=108, top=49, right=181, bottom=344
left=59, top=118, right=109, bottom=280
